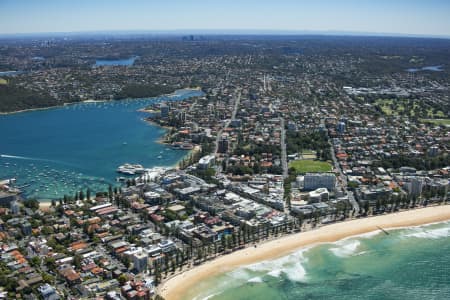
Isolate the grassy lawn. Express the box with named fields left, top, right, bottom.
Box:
left=301, top=149, right=315, bottom=155
left=421, top=119, right=450, bottom=126
left=0, top=78, right=7, bottom=85
left=375, top=99, right=406, bottom=116
left=289, top=160, right=332, bottom=173
left=375, top=98, right=445, bottom=119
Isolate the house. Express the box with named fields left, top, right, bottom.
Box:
left=167, top=205, right=186, bottom=217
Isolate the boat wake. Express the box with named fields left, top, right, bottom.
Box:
left=0, top=154, right=71, bottom=166
left=1, top=154, right=36, bottom=160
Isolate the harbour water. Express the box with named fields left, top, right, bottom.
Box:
left=406, top=65, right=444, bottom=72
left=0, top=89, right=203, bottom=200
left=0, top=70, right=24, bottom=76
left=186, top=221, right=450, bottom=300
left=95, top=56, right=138, bottom=66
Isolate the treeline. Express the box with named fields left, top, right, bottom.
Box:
left=373, top=154, right=450, bottom=171
left=234, top=143, right=281, bottom=156
left=286, top=131, right=331, bottom=160
left=0, top=84, right=60, bottom=113
left=226, top=164, right=283, bottom=176
left=114, top=84, right=175, bottom=99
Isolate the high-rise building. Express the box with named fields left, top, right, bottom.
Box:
left=132, top=251, right=148, bottom=273
left=218, top=137, right=229, bottom=154
left=22, top=221, right=32, bottom=236
left=337, top=121, right=346, bottom=134
left=428, top=146, right=439, bottom=157
left=160, top=103, right=169, bottom=118
left=178, top=110, right=186, bottom=124
left=407, top=177, right=423, bottom=196
left=304, top=173, right=336, bottom=191
left=10, top=200, right=20, bottom=215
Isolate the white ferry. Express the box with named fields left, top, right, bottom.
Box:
left=116, top=163, right=145, bottom=175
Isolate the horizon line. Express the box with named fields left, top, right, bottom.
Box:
left=1, top=29, right=449, bottom=40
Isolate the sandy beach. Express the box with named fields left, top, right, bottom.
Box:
left=38, top=201, right=53, bottom=212
left=161, top=205, right=450, bottom=300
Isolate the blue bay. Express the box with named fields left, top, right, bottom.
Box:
left=0, top=89, right=203, bottom=200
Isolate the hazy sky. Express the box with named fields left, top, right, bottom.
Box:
left=1, top=0, right=449, bottom=36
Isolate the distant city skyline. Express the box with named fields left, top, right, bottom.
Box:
left=1, top=0, right=450, bottom=37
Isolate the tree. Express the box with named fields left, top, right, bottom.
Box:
left=154, top=263, right=161, bottom=285
left=108, top=185, right=113, bottom=201
left=221, top=236, right=226, bottom=251
left=86, top=188, right=91, bottom=201
left=30, top=256, right=41, bottom=268
left=117, top=274, right=128, bottom=286
left=364, top=201, right=370, bottom=215
left=42, top=273, right=54, bottom=284
left=175, top=250, right=180, bottom=267
left=123, top=256, right=131, bottom=269
left=0, top=275, right=16, bottom=292
left=197, top=247, right=203, bottom=260
left=73, top=254, right=82, bottom=269
left=171, top=258, right=176, bottom=273
left=24, top=199, right=39, bottom=210
left=44, top=257, right=56, bottom=271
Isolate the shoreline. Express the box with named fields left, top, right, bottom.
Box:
left=0, top=100, right=103, bottom=115
left=160, top=205, right=450, bottom=300
left=0, top=103, right=76, bottom=115
left=0, top=88, right=202, bottom=116
left=174, top=145, right=201, bottom=169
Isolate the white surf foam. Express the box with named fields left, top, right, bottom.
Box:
left=404, top=226, right=450, bottom=239
left=247, top=276, right=263, bottom=283
left=244, top=248, right=310, bottom=282
left=228, top=268, right=251, bottom=281
left=267, top=269, right=282, bottom=277
left=356, top=230, right=383, bottom=239
left=193, top=291, right=223, bottom=300
left=329, top=239, right=361, bottom=257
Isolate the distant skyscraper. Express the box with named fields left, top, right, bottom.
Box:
left=337, top=122, right=346, bottom=134
left=218, top=137, right=229, bottom=154
left=160, top=103, right=169, bottom=118
left=178, top=110, right=186, bottom=124
left=22, top=221, right=32, bottom=235
left=428, top=146, right=439, bottom=157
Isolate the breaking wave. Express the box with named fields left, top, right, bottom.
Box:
left=329, top=239, right=362, bottom=257
left=243, top=248, right=310, bottom=282
left=404, top=223, right=450, bottom=239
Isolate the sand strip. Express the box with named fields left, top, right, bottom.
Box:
left=161, top=205, right=450, bottom=300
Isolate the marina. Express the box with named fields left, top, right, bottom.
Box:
left=0, top=89, right=203, bottom=200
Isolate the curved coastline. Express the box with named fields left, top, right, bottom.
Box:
left=160, top=205, right=450, bottom=300
left=1, top=88, right=204, bottom=200
left=0, top=88, right=202, bottom=115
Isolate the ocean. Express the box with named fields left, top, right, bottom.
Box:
left=186, top=221, right=450, bottom=300
left=0, top=89, right=204, bottom=200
